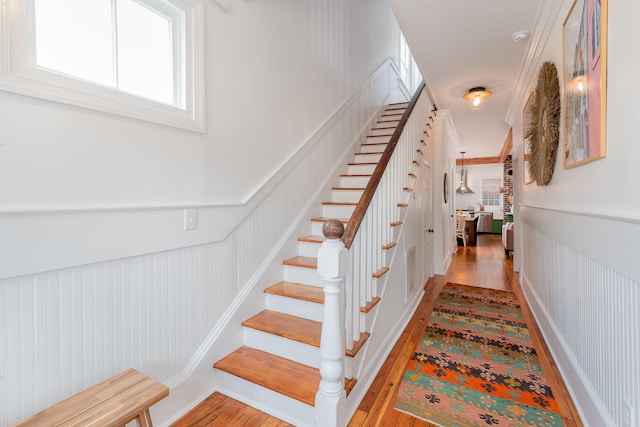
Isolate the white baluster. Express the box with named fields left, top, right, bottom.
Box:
left=315, top=219, right=348, bottom=427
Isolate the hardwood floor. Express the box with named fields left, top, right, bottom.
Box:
left=348, top=234, right=583, bottom=427
left=172, top=234, right=582, bottom=427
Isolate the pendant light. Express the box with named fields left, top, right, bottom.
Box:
left=463, top=87, right=492, bottom=108
left=456, top=151, right=474, bottom=194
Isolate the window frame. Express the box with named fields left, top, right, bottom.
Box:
left=399, top=32, right=421, bottom=94
left=0, top=0, right=204, bottom=132
left=481, top=177, right=502, bottom=208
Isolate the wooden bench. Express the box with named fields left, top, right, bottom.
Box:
left=14, top=369, right=169, bottom=427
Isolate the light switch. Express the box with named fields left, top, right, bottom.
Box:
left=184, top=209, right=198, bottom=230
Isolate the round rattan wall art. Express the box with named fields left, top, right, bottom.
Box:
left=525, top=61, right=561, bottom=186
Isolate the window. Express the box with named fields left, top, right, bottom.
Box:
left=0, top=0, right=203, bottom=131
left=481, top=178, right=502, bottom=208
left=399, top=33, right=421, bottom=93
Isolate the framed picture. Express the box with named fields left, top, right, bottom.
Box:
left=522, top=93, right=534, bottom=184
left=562, top=0, right=607, bottom=168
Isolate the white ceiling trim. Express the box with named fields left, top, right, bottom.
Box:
left=505, top=0, right=570, bottom=126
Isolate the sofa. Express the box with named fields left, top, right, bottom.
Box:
left=502, top=222, right=514, bottom=257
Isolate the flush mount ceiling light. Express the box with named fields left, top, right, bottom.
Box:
left=463, top=86, right=492, bottom=108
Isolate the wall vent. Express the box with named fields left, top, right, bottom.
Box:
left=405, top=245, right=417, bottom=299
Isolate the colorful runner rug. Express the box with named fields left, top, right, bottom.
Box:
left=394, top=283, right=564, bottom=426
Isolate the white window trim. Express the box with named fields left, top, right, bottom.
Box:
left=0, top=0, right=204, bottom=132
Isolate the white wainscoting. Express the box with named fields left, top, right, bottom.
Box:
left=0, top=60, right=404, bottom=427
left=519, top=205, right=640, bottom=427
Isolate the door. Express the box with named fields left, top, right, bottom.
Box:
left=422, top=162, right=434, bottom=282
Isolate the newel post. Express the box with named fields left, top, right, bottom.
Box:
left=314, top=219, right=348, bottom=427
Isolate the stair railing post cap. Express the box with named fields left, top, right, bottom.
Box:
left=322, top=219, right=344, bottom=240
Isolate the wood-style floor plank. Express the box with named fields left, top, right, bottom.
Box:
left=170, top=392, right=292, bottom=426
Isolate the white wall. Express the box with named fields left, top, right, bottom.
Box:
left=511, top=0, right=640, bottom=425
left=432, top=111, right=458, bottom=274
left=0, top=1, right=406, bottom=425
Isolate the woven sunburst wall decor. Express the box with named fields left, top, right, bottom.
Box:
left=525, top=61, right=560, bottom=186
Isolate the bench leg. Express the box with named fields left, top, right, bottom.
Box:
left=135, top=409, right=153, bottom=427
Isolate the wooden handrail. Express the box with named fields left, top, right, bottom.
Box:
left=341, top=82, right=426, bottom=249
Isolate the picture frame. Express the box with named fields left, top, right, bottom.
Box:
left=562, top=0, right=607, bottom=168
left=522, top=92, right=534, bottom=184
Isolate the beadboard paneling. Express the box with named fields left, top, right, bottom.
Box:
left=520, top=206, right=640, bottom=427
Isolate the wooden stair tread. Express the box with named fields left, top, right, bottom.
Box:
left=311, top=217, right=349, bottom=223
left=382, top=242, right=397, bottom=250
left=332, top=187, right=365, bottom=191
left=283, top=256, right=317, bottom=269
left=361, top=296, right=381, bottom=313
left=346, top=332, right=370, bottom=358
left=372, top=267, right=389, bottom=278
left=298, top=235, right=325, bottom=244
left=243, top=310, right=321, bottom=347
left=322, top=201, right=357, bottom=206
left=340, top=173, right=372, bottom=177
left=348, top=161, right=378, bottom=165
left=265, top=281, right=324, bottom=304
left=214, top=346, right=320, bottom=406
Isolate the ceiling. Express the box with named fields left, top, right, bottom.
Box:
left=391, top=0, right=542, bottom=160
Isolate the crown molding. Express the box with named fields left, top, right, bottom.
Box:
left=505, top=0, right=568, bottom=125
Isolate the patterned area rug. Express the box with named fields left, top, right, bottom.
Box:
left=394, top=283, right=564, bottom=426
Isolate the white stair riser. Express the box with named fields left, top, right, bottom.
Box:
left=360, top=303, right=380, bottom=333
left=347, top=163, right=376, bottom=175
left=382, top=246, right=395, bottom=265
left=331, top=189, right=363, bottom=203
left=298, top=240, right=321, bottom=257
left=391, top=224, right=401, bottom=242
left=378, top=119, right=401, bottom=127
left=365, top=135, right=391, bottom=144
left=284, top=265, right=324, bottom=286
left=215, top=370, right=314, bottom=427
left=340, top=176, right=371, bottom=188
left=266, top=293, right=324, bottom=322
left=243, top=328, right=321, bottom=369
left=360, top=143, right=388, bottom=153
left=354, top=152, right=382, bottom=163
left=379, top=114, right=402, bottom=122
left=322, top=204, right=355, bottom=218
left=403, top=190, right=414, bottom=205
left=370, top=128, right=394, bottom=136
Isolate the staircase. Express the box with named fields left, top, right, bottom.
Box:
left=213, top=102, right=412, bottom=425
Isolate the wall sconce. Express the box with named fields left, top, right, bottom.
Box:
left=463, top=86, right=492, bottom=108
